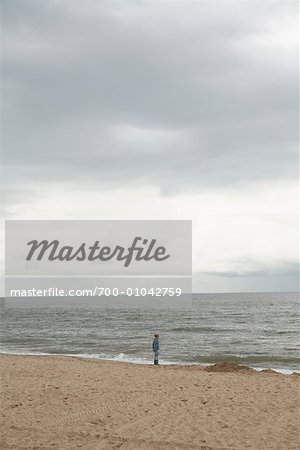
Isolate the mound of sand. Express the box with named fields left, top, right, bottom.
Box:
left=205, top=361, right=256, bottom=373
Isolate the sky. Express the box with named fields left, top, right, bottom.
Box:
left=1, top=0, right=299, bottom=293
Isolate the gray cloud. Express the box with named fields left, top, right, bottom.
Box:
left=2, top=0, right=298, bottom=199
left=1, top=1, right=298, bottom=291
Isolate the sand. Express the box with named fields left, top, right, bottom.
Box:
left=1, top=355, right=299, bottom=450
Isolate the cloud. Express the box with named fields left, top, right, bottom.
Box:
left=3, top=179, right=298, bottom=274
left=1, top=0, right=298, bottom=291
left=2, top=1, right=298, bottom=191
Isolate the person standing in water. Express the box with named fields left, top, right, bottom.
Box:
left=152, top=334, right=160, bottom=365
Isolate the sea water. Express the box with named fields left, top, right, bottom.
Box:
left=1, top=292, right=299, bottom=373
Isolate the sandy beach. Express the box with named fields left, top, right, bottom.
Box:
left=1, top=354, right=299, bottom=450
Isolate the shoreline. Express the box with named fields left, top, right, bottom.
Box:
left=0, top=350, right=299, bottom=376
left=1, top=353, right=299, bottom=449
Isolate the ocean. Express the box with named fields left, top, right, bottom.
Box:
left=1, top=292, right=299, bottom=374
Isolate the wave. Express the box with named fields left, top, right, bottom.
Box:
left=170, top=326, right=232, bottom=333
left=0, top=349, right=169, bottom=366
left=1, top=349, right=299, bottom=374
left=186, top=353, right=300, bottom=368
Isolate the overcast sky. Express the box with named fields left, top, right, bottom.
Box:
left=1, top=0, right=299, bottom=293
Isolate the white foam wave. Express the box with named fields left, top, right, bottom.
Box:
left=0, top=350, right=298, bottom=374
